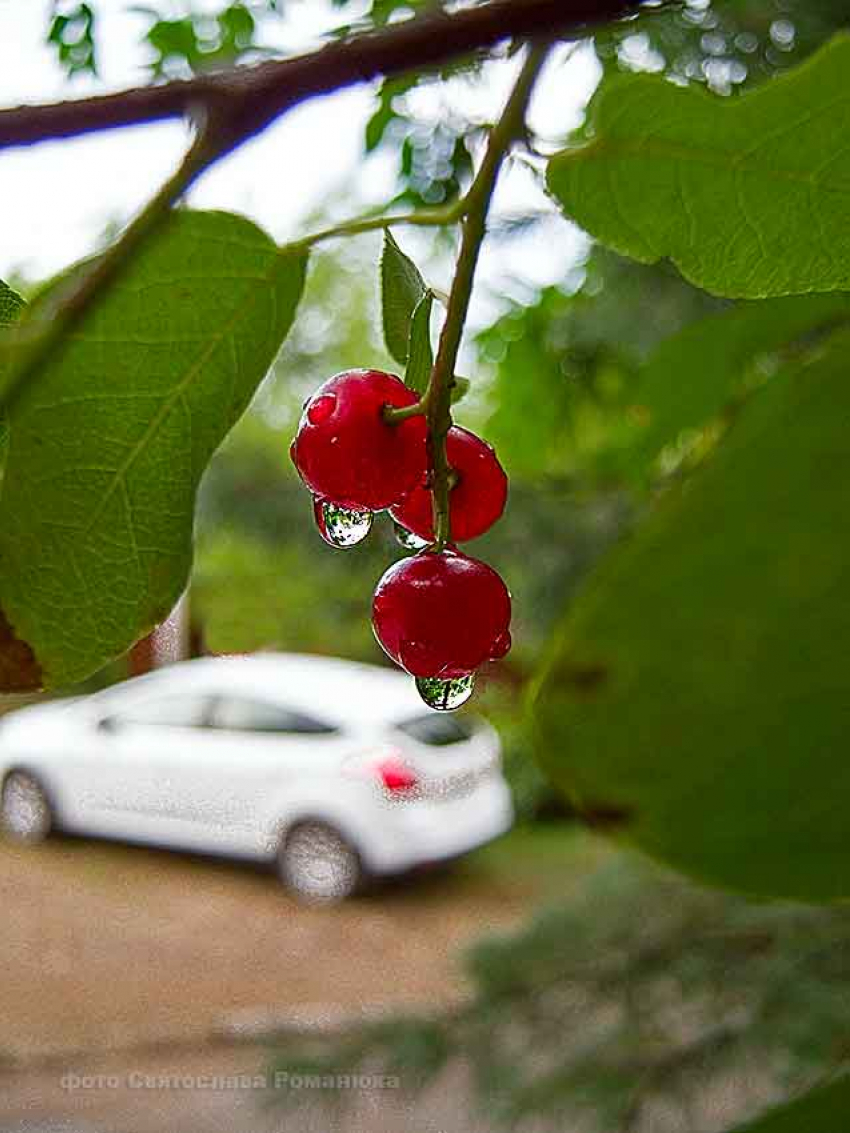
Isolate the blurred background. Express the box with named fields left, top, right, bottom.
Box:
left=2, top=2, right=850, bottom=1131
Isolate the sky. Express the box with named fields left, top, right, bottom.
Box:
left=0, top=1, right=600, bottom=321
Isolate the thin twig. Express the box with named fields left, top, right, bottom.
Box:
left=427, top=41, right=553, bottom=547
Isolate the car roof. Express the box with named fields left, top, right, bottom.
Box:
left=101, top=653, right=428, bottom=729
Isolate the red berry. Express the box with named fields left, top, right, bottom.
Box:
left=290, top=370, right=426, bottom=511
left=390, top=425, right=507, bottom=543
left=372, top=548, right=512, bottom=679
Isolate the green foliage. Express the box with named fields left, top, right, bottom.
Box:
left=548, top=35, right=850, bottom=298
left=597, top=0, right=850, bottom=95
left=0, top=282, right=25, bottom=328
left=365, top=74, right=421, bottom=153
left=532, top=328, right=850, bottom=900
left=730, top=1079, right=850, bottom=1133
left=480, top=251, right=725, bottom=482
left=136, top=2, right=259, bottom=77
left=0, top=211, right=306, bottom=688
left=450, top=375, right=469, bottom=404
left=625, top=292, right=850, bottom=480
left=404, top=290, right=434, bottom=395
left=398, top=118, right=475, bottom=210
left=380, top=229, right=428, bottom=368
left=47, top=2, right=97, bottom=76
left=270, top=849, right=850, bottom=1131
left=0, top=282, right=25, bottom=487
left=193, top=524, right=393, bottom=662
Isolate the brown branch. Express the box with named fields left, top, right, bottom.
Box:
left=0, top=0, right=644, bottom=157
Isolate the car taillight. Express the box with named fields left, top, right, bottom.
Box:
left=376, top=756, right=418, bottom=794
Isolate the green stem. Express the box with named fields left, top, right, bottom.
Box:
left=383, top=396, right=430, bottom=424
left=0, top=121, right=216, bottom=412
left=427, top=41, right=551, bottom=549
left=288, top=199, right=465, bottom=253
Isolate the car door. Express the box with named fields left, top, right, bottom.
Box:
left=72, top=691, right=217, bottom=848
left=171, top=694, right=341, bottom=855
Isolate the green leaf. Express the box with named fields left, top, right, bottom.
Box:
left=531, top=328, right=850, bottom=900
left=404, top=289, right=433, bottom=395
left=547, top=34, right=850, bottom=298
left=0, top=210, right=307, bottom=690
left=47, top=3, right=97, bottom=76
left=0, top=281, right=24, bottom=490
left=628, top=293, right=850, bottom=477
left=381, top=229, right=427, bottom=366
left=0, top=281, right=24, bottom=328
left=451, top=375, right=470, bottom=404
left=727, top=1079, right=850, bottom=1133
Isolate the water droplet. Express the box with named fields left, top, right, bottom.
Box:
left=314, top=498, right=372, bottom=548
left=415, top=673, right=475, bottom=711
left=393, top=521, right=430, bottom=551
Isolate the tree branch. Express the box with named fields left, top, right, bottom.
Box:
left=0, top=0, right=643, bottom=158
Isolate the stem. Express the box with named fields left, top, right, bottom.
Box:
left=383, top=397, right=430, bottom=424
left=0, top=123, right=215, bottom=411
left=428, top=41, right=551, bottom=549
left=289, top=200, right=465, bottom=253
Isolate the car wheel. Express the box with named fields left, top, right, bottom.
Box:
left=1, top=770, right=53, bottom=842
left=279, top=821, right=362, bottom=903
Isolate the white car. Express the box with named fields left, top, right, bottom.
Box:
left=0, top=653, right=513, bottom=900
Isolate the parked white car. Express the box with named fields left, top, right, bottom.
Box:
left=0, top=653, right=513, bottom=900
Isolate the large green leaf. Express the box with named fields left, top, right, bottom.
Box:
left=0, top=281, right=26, bottom=496
left=628, top=293, right=850, bottom=477
left=728, top=1079, right=850, bottom=1133
left=547, top=34, right=850, bottom=298
left=531, top=329, right=850, bottom=900
left=0, top=210, right=307, bottom=689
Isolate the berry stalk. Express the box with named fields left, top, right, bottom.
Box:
left=423, top=41, right=551, bottom=548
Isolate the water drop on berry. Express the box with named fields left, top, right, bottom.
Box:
left=415, top=673, right=475, bottom=711
left=307, top=393, right=337, bottom=425
left=393, top=520, right=429, bottom=551
left=313, top=498, right=372, bottom=548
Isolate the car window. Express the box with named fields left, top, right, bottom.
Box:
left=103, top=694, right=213, bottom=729
left=395, top=713, right=476, bottom=746
left=209, top=696, right=336, bottom=735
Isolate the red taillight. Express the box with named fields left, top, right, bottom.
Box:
left=376, top=756, right=418, bottom=794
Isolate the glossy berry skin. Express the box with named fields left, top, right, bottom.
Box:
left=372, top=548, right=511, bottom=679
left=291, top=369, right=427, bottom=511
left=390, top=425, right=507, bottom=543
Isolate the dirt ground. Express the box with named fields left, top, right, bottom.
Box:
left=0, top=825, right=600, bottom=1132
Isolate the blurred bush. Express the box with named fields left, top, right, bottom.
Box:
left=267, top=846, right=850, bottom=1131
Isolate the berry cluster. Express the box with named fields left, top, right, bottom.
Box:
left=290, top=368, right=511, bottom=709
